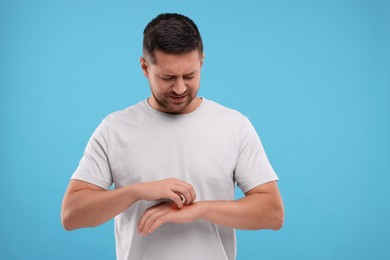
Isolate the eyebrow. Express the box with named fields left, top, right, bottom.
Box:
left=159, top=70, right=198, bottom=78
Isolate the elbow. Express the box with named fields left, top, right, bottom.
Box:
left=270, top=205, right=284, bottom=230
left=251, top=205, right=284, bottom=231
left=61, top=196, right=85, bottom=231
left=271, top=211, right=284, bottom=230
left=61, top=195, right=75, bottom=231
left=61, top=206, right=100, bottom=231
left=61, top=203, right=81, bottom=231
left=62, top=221, right=74, bottom=231
left=62, top=220, right=75, bottom=232
left=61, top=210, right=76, bottom=231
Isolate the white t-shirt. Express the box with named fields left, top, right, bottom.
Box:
left=72, top=98, right=278, bottom=260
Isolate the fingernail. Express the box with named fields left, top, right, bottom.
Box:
left=180, top=194, right=186, bottom=204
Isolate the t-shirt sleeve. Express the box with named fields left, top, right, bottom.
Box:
left=234, top=117, right=278, bottom=193
left=71, top=119, right=113, bottom=190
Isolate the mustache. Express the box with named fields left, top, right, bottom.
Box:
left=169, top=92, right=189, bottom=97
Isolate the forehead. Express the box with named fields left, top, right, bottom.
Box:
left=151, top=50, right=202, bottom=74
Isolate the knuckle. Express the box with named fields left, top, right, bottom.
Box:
left=174, top=198, right=183, bottom=207
left=153, top=218, right=161, bottom=226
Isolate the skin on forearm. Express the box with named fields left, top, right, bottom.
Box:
left=198, top=181, right=284, bottom=230
left=61, top=181, right=140, bottom=231
left=197, top=193, right=284, bottom=230
left=61, top=178, right=196, bottom=231
left=138, top=181, right=284, bottom=235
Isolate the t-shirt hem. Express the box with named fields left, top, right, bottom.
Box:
left=239, top=176, right=279, bottom=193
left=71, top=173, right=111, bottom=190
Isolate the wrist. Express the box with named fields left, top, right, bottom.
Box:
left=126, top=183, right=142, bottom=201
left=193, top=201, right=211, bottom=220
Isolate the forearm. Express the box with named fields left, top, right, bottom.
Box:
left=61, top=185, right=139, bottom=231
left=197, top=193, right=284, bottom=230
left=62, top=178, right=196, bottom=231
left=138, top=181, right=284, bottom=235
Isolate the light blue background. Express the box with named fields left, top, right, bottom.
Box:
left=1, top=0, right=389, bottom=259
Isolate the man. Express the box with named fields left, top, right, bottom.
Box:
left=61, top=13, right=284, bottom=260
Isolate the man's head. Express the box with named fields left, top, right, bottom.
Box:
left=141, top=13, right=204, bottom=114
left=142, top=13, right=203, bottom=64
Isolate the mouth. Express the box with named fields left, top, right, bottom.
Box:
left=169, top=95, right=188, bottom=103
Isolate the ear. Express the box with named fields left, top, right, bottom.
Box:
left=200, top=53, right=205, bottom=67
left=140, top=57, right=149, bottom=78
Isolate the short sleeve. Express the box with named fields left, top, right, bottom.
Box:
left=234, top=117, right=278, bottom=193
left=71, top=119, right=113, bottom=190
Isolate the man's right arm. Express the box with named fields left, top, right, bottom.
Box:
left=61, top=178, right=196, bottom=231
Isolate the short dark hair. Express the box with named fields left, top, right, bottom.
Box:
left=143, top=13, right=203, bottom=64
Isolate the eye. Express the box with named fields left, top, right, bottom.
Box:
left=160, top=75, right=174, bottom=81
left=184, top=74, right=195, bottom=80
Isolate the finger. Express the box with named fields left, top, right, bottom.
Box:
left=141, top=208, right=169, bottom=236
left=182, top=183, right=196, bottom=204
left=166, top=179, right=196, bottom=205
left=180, top=189, right=192, bottom=205
left=148, top=214, right=169, bottom=234
left=138, top=205, right=165, bottom=233
left=175, top=185, right=195, bottom=205
left=179, top=194, right=186, bottom=204
left=138, top=209, right=153, bottom=234
left=185, top=184, right=196, bottom=205
left=166, top=191, right=184, bottom=209
left=189, top=186, right=196, bottom=204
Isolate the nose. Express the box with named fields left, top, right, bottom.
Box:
left=172, top=77, right=186, bottom=95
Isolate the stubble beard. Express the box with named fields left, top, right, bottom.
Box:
left=152, top=91, right=197, bottom=114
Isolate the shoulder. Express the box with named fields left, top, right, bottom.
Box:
left=101, top=100, right=148, bottom=129
left=203, top=98, right=247, bottom=123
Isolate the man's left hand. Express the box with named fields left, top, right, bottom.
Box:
left=138, top=201, right=202, bottom=236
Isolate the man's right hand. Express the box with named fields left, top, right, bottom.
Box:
left=62, top=178, right=196, bottom=231
left=133, top=178, right=196, bottom=208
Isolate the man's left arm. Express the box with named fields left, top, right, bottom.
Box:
left=138, top=180, right=284, bottom=235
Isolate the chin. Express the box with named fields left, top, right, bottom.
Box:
left=166, top=107, right=187, bottom=114
left=166, top=103, right=191, bottom=114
